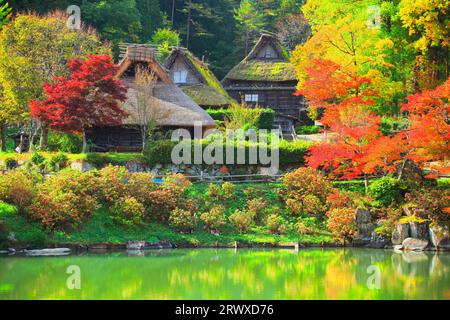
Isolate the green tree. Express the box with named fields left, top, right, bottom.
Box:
left=81, top=0, right=142, bottom=55
left=235, top=0, right=266, bottom=55
left=135, top=0, right=166, bottom=41
left=0, top=12, right=108, bottom=150
left=0, top=0, right=11, bottom=29
left=151, top=28, right=180, bottom=62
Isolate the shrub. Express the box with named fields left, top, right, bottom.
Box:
left=169, top=208, right=198, bottom=233
left=266, top=214, right=287, bottom=234
left=146, top=174, right=191, bottom=221
left=295, top=125, right=320, bottom=135
left=126, top=172, right=156, bottom=207
left=30, top=152, right=46, bottom=170
left=282, top=167, right=333, bottom=215
left=326, top=208, right=357, bottom=242
left=29, top=189, right=98, bottom=231
left=47, top=131, right=82, bottom=153
left=206, top=183, right=221, bottom=199
left=367, top=177, right=404, bottom=206
left=48, top=153, right=69, bottom=171
left=142, top=139, right=311, bottom=167
left=221, top=182, right=236, bottom=200
left=206, top=108, right=275, bottom=130
left=246, top=197, right=268, bottom=221
left=97, top=165, right=130, bottom=204
left=404, top=188, right=450, bottom=224
left=229, top=209, right=253, bottom=233
left=111, top=197, right=145, bottom=226
left=200, top=205, right=226, bottom=233
left=27, top=170, right=100, bottom=231
left=297, top=217, right=320, bottom=235
left=327, top=189, right=354, bottom=209
left=0, top=170, right=38, bottom=211
left=4, top=157, right=17, bottom=170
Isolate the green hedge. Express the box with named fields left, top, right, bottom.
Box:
left=144, top=139, right=313, bottom=167
left=206, top=108, right=275, bottom=130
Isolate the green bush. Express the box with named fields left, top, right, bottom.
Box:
left=143, top=139, right=311, bottom=167
left=48, top=153, right=69, bottom=171
left=200, top=205, right=226, bottom=233
left=169, top=208, right=198, bottom=233
left=111, top=197, right=145, bottom=226
left=295, top=125, right=320, bottom=135
left=27, top=170, right=100, bottom=231
left=4, top=157, right=17, bottom=170
left=380, top=117, right=409, bottom=135
left=47, top=131, right=82, bottom=153
left=229, top=209, right=253, bottom=233
left=266, top=214, right=287, bottom=234
left=30, top=152, right=46, bottom=170
left=206, top=108, right=275, bottom=130
left=367, top=177, right=404, bottom=206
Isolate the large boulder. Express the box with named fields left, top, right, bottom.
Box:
left=409, top=221, right=429, bottom=239
left=355, top=209, right=375, bottom=239
left=402, top=237, right=429, bottom=251
left=429, top=224, right=450, bottom=250
left=391, top=223, right=410, bottom=245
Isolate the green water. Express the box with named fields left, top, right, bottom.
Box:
left=0, top=248, right=449, bottom=300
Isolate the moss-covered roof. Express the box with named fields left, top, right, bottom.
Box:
left=165, top=49, right=233, bottom=107
left=224, top=60, right=297, bottom=82
left=181, top=84, right=229, bottom=107
left=223, top=34, right=297, bottom=83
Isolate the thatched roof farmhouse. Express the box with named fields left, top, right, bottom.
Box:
left=164, top=48, right=233, bottom=109
left=86, top=45, right=215, bottom=152
left=222, top=33, right=309, bottom=133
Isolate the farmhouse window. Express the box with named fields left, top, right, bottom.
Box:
left=173, top=70, right=187, bottom=84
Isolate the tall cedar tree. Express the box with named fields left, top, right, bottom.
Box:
left=30, top=55, right=128, bottom=152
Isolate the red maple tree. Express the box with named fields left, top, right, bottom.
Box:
left=30, top=54, right=128, bottom=151
left=298, top=59, right=381, bottom=188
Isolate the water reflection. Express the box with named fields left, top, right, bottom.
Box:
left=0, top=248, right=449, bottom=299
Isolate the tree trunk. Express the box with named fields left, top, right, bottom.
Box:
left=82, top=129, right=88, bottom=153
left=141, top=125, right=147, bottom=152
left=0, top=123, right=6, bottom=152
left=364, top=173, right=369, bottom=193
left=398, top=159, right=407, bottom=181
left=171, top=0, right=176, bottom=24
left=39, top=124, right=48, bottom=151
left=186, top=0, right=192, bottom=49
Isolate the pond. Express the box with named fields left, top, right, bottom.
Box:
left=0, top=248, right=450, bottom=300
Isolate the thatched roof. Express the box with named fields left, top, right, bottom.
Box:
left=117, top=46, right=216, bottom=128
left=164, top=49, right=233, bottom=107
left=222, top=34, right=297, bottom=83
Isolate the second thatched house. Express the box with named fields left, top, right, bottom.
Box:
left=222, top=33, right=308, bottom=133
left=86, top=45, right=215, bottom=152
left=164, top=48, right=233, bottom=109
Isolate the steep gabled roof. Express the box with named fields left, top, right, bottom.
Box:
left=117, top=46, right=216, bottom=128
left=222, top=33, right=297, bottom=83
left=165, top=49, right=233, bottom=107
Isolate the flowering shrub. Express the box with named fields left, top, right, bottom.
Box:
left=326, top=207, right=357, bottom=242
left=246, top=197, right=268, bottom=222
left=266, top=214, right=287, bottom=234
left=27, top=170, right=99, bottom=231
left=221, top=182, right=236, bottom=200
left=97, top=165, right=130, bottom=204
left=200, top=205, right=226, bottom=233
left=126, top=172, right=156, bottom=207
left=404, top=188, right=450, bottom=223
left=282, top=167, right=333, bottom=215
left=169, top=208, right=198, bottom=233
left=229, top=209, right=253, bottom=233
left=327, top=189, right=354, bottom=209
left=0, top=170, right=39, bottom=211
left=29, top=189, right=98, bottom=231
left=111, top=197, right=145, bottom=226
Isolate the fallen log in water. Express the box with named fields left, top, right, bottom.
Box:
left=24, top=248, right=71, bottom=256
